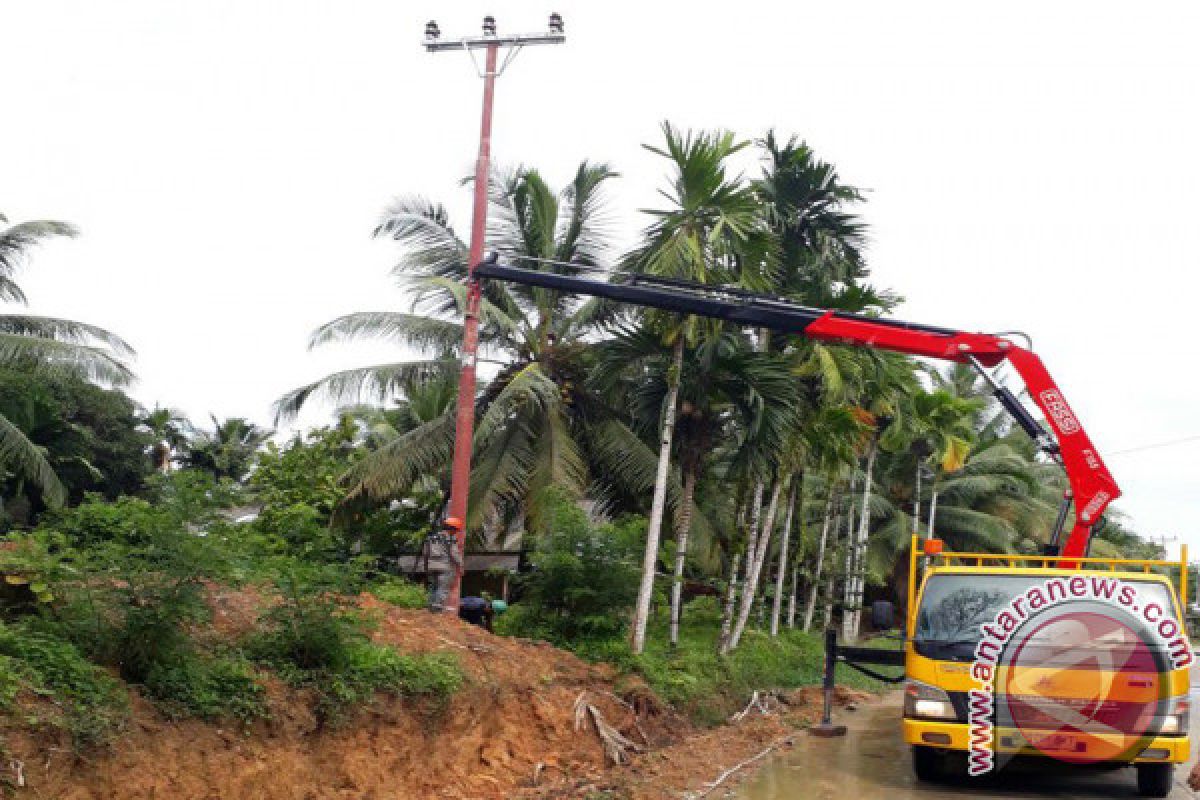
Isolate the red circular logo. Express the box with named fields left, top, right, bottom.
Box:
left=1000, top=609, right=1167, bottom=764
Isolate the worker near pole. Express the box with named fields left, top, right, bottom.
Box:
left=427, top=517, right=463, bottom=613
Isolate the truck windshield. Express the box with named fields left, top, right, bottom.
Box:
left=914, top=573, right=1177, bottom=660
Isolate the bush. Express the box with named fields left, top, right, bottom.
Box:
left=368, top=576, right=427, bottom=609
left=144, top=654, right=266, bottom=723
left=0, top=621, right=128, bottom=746
left=248, top=571, right=461, bottom=723
left=505, top=490, right=640, bottom=644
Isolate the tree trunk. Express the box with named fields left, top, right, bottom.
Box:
left=803, top=491, right=836, bottom=632
left=720, top=481, right=763, bottom=654
left=630, top=336, right=685, bottom=654
left=913, top=459, right=922, bottom=536
left=717, top=551, right=741, bottom=654
left=840, top=475, right=858, bottom=620
left=769, top=481, right=797, bottom=636
left=729, top=477, right=784, bottom=651
left=928, top=486, right=939, bottom=539
left=825, top=489, right=853, bottom=631
left=786, top=564, right=798, bottom=628
left=668, top=463, right=698, bottom=648
left=846, top=442, right=878, bottom=641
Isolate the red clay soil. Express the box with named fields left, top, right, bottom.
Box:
left=0, top=592, right=866, bottom=800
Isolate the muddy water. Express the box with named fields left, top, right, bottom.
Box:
left=737, top=691, right=1199, bottom=799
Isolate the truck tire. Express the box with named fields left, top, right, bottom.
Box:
left=1136, top=763, right=1173, bottom=798
left=912, top=746, right=943, bottom=783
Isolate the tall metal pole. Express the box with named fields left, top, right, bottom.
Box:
left=423, top=16, right=565, bottom=613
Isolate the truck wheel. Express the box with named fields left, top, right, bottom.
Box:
left=1136, top=763, right=1173, bottom=798
left=911, top=746, right=944, bottom=783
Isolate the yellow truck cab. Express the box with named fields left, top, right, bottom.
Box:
left=902, top=537, right=1192, bottom=797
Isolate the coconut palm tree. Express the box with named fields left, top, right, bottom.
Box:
left=597, top=327, right=795, bottom=648
left=620, top=124, right=774, bottom=654
left=139, top=406, right=191, bottom=473
left=908, top=388, right=985, bottom=536
left=183, top=415, right=272, bottom=482
left=0, top=213, right=134, bottom=506
left=276, top=163, right=666, bottom=535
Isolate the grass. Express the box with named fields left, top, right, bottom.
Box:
left=247, top=592, right=463, bottom=724
left=0, top=620, right=129, bottom=747
left=367, top=576, right=428, bottom=609
left=520, top=599, right=898, bottom=727
left=144, top=653, right=267, bottom=723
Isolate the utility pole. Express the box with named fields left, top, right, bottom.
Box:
left=423, top=14, right=565, bottom=613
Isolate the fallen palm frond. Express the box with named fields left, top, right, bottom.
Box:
left=572, top=691, right=644, bottom=765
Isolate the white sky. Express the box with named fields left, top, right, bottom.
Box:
left=3, top=1, right=1198, bottom=555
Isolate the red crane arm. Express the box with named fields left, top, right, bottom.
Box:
left=805, top=314, right=1119, bottom=559
left=474, top=257, right=1121, bottom=558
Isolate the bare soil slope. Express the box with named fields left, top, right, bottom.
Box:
left=2, top=594, right=860, bottom=799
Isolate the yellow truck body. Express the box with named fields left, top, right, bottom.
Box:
left=902, top=537, right=1191, bottom=796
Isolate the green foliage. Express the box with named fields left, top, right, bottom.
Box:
left=0, top=620, right=128, bottom=746
left=30, top=489, right=233, bottom=694
left=0, top=531, right=70, bottom=610
left=368, top=576, right=427, bottom=609
left=248, top=422, right=409, bottom=560
left=39, top=494, right=174, bottom=549
left=0, top=363, right=151, bottom=511
left=183, top=415, right=271, bottom=482
left=503, top=491, right=640, bottom=643
left=144, top=654, right=266, bottom=723
left=249, top=573, right=460, bottom=722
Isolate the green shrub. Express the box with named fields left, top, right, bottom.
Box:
left=0, top=531, right=72, bottom=613
left=39, top=495, right=174, bottom=549
left=144, top=654, right=266, bottom=723
left=505, top=490, right=641, bottom=644
left=368, top=576, right=427, bottom=609
left=0, top=621, right=128, bottom=746
left=248, top=571, right=461, bottom=723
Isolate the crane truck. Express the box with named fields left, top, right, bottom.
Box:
left=475, top=253, right=1193, bottom=796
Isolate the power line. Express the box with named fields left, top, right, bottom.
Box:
left=1108, top=434, right=1200, bottom=457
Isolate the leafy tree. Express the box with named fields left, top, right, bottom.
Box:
left=502, top=489, right=641, bottom=643
left=0, top=363, right=151, bottom=523
left=621, top=124, right=773, bottom=655
left=0, top=212, right=134, bottom=507
left=139, top=406, right=192, bottom=474
left=248, top=420, right=423, bottom=560
left=276, top=163, right=667, bottom=537
left=183, top=415, right=271, bottom=482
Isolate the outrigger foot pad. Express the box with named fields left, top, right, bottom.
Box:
left=808, top=722, right=847, bottom=737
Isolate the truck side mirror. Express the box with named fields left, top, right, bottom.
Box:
left=871, top=600, right=895, bottom=630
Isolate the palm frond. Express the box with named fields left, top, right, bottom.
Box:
left=273, top=358, right=457, bottom=424
left=343, top=410, right=456, bottom=501
left=0, top=315, right=135, bottom=357
left=0, top=411, right=65, bottom=507
left=0, top=219, right=78, bottom=285
left=0, top=333, right=133, bottom=386
left=307, top=312, right=463, bottom=354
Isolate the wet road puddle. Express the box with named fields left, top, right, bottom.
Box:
left=736, top=692, right=1197, bottom=799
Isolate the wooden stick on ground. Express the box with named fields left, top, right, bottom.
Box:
left=685, top=735, right=793, bottom=799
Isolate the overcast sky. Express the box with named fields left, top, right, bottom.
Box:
left=4, top=1, right=1198, bottom=555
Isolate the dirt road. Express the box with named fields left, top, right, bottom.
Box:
left=737, top=691, right=1199, bottom=799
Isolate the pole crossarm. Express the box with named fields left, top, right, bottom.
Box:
left=424, top=32, right=565, bottom=52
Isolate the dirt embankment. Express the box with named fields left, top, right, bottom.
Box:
left=1, top=594, right=865, bottom=799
